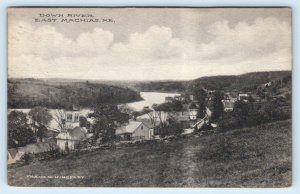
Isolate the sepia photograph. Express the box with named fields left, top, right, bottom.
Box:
left=7, top=7, right=292, bottom=187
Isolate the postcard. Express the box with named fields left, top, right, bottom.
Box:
left=7, top=7, right=292, bottom=187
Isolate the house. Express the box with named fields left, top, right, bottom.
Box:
left=189, top=94, right=195, bottom=101
left=7, top=148, right=24, bottom=165
left=7, top=140, right=57, bottom=164
left=18, top=140, right=57, bottom=154
left=174, top=95, right=185, bottom=101
left=222, top=100, right=235, bottom=112
left=207, top=90, right=215, bottom=95
left=65, top=107, right=81, bottom=129
left=238, top=93, right=249, bottom=102
left=116, top=121, right=154, bottom=141
left=8, top=108, right=93, bottom=132
left=56, top=127, right=87, bottom=151
left=206, top=107, right=212, bottom=118
left=265, top=82, right=272, bottom=88
left=165, top=96, right=173, bottom=103
left=189, top=109, right=198, bottom=120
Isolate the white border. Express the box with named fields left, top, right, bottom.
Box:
left=0, top=1, right=298, bottom=194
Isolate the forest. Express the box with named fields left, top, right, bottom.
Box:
left=8, top=78, right=142, bottom=109
left=135, top=71, right=291, bottom=93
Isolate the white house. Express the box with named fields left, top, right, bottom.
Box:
left=189, top=109, right=198, bottom=120
left=7, top=149, right=24, bottom=165
left=8, top=108, right=93, bottom=132
left=56, top=127, right=87, bottom=151
left=238, top=93, right=249, bottom=102
left=222, top=99, right=235, bottom=112
left=65, top=109, right=81, bottom=129
left=165, top=96, right=173, bottom=103
left=7, top=140, right=56, bottom=164
left=116, top=121, right=154, bottom=141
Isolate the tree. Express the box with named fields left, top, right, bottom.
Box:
left=88, top=104, right=130, bottom=143
left=211, top=91, right=224, bottom=121
left=193, top=88, right=207, bottom=118
left=141, top=107, right=159, bottom=127
left=79, top=116, right=87, bottom=127
left=152, top=100, right=183, bottom=125
left=152, top=103, right=171, bottom=127
left=8, top=111, right=36, bottom=148
left=52, top=109, right=66, bottom=131
left=28, top=106, right=52, bottom=141
left=233, top=100, right=253, bottom=127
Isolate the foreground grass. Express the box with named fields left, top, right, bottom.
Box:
left=8, top=119, right=292, bottom=187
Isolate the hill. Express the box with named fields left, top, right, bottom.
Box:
left=8, top=119, right=291, bottom=187
left=191, top=71, right=291, bottom=91
left=8, top=78, right=142, bottom=109
left=135, top=71, right=291, bottom=92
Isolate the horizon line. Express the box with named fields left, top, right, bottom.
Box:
left=7, top=70, right=292, bottom=82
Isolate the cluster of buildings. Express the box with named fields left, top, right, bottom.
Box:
left=8, top=87, right=262, bottom=165
left=8, top=104, right=162, bottom=164
left=8, top=107, right=93, bottom=164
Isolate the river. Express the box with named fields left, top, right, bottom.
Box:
left=126, top=92, right=180, bottom=112
left=8, top=92, right=180, bottom=130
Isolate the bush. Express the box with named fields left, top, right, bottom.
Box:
left=20, top=153, right=33, bottom=165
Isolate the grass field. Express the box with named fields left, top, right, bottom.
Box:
left=8, top=119, right=292, bottom=187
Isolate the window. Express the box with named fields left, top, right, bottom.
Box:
left=74, top=113, right=79, bottom=122
left=149, top=129, right=154, bottom=136
left=67, top=113, right=73, bottom=121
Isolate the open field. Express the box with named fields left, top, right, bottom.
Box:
left=8, top=119, right=292, bottom=187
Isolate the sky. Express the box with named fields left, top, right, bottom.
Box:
left=8, top=8, right=292, bottom=80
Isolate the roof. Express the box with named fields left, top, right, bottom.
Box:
left=8, top=108, right=94, bottom=131
left=223, top=101, right=234, bottom=109
left=8, top=148, right=18, bottom=159
left=18, top=141, right=56, bottom=154
left=135, top=117, right=157, bottom=128
left=116, top=121, right=143, bottom=135
left=56, top=127, right=86, bottom=141
left=69, top=127, right=86, bottom=140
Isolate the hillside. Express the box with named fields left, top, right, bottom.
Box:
left=8, top=78, right=142, bottom=109
left=135, top=71, right=291, bottom=92
left=191, top=71, right=291, bottom=91
left=7, top=71, right=291, bottom=108
left=135, top=80, right=189, bottom=93
left=8, top=119, right=291, bottom=187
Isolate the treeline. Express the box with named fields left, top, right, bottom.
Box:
left=191, top=71, right=291, bottom=91
left=8, top=79, right=142, bottom=109
left=134, top=71, right=291, bottom=93
left=135, top=81, right=188, bottom=93
left=218, top=99, right=291, bottom=131
left=208, top=74, right=292, bottom=130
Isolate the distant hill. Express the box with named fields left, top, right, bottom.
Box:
left=191, top=71, right=291, bottom=91
left=8, top=78, right=142, bottom=109
left=8, top=71, right=291, bottom=108
left=135, top=71, right=292, bottom=93
left=135, top=80, right=189, bottom=93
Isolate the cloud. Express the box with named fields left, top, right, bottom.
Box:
left=8, top=18, right=291, bottom=80
left=199, top=17, right=290, bottom=60
left=9, top=21, right=114, bottom=58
